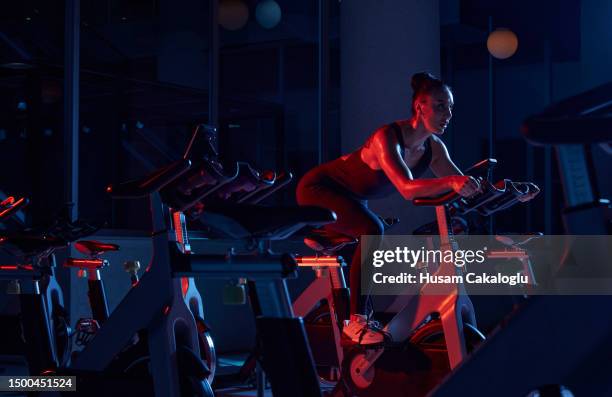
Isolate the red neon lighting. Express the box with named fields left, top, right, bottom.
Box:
left=65, top=258, right=104, bottom=270
left=262, top=170, right=275, bottom=181
left=0, top=264, right=34, bottom=271
left=1, top=196, right=16, bottom=206
left=296, top=256, right=340, bottom=267
left=0, top=197, right=26, bottom=218
left=181, top=277, right=189, bottom=298
left=105, top=185, right=113, bottom=193
left=173, top=212, right=185, bottom=245
left=132, top=280, right=140, bottom=288
left=163, top=305, right=171, bottom=315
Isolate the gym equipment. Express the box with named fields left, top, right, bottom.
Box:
left=0, top=196, right=28, bottom=221
left=488, top=234, right=540, bottom=295
left=173, top=154, right=339, bottom=396
left=0, top=198, right=98, bottom=376
left=1, top=197, right=172, bottom=390
left=71, top=125, right=334, bottom=397
left=1, top=194, right=217, bottom=396
left=291, top=216, right=400, bottom=387
left=1, top=196, right=66, bottom=375
left=431, top=83, right=612, bottom=397
left=1, top=237, right=69, bottom=375
left=64, top=236, right=218, bottom=385
left=293, top=254, right=349, bottom=386
left=338, top=159, right=539, bottom=396
left=65, top=240, right=118, bottom=328
left=190, top=158, right=340, bottom=395
left=68, top=167, right=212, bottom=395
left=522, top=81, right=612, bottom=235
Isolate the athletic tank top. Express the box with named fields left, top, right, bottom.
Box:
left=326, top=123, right=432, bottom=199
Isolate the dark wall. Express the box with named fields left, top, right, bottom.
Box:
left=445, top=0, right=612, bottom=233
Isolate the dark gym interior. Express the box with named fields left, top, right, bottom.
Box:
left=1, top=1, right=611, bottom=396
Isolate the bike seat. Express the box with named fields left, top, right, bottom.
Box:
left=303, top=228, right=357, bottom=253
left=74, top=240, right=120, bottom=256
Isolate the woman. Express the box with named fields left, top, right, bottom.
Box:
left=297, top=72, right=491, bottom=344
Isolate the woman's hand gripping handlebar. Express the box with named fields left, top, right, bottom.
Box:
left=413, top=176, right=482, bottom=207
left=450, top=175, right=483, bottom=198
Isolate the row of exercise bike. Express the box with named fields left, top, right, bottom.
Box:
left=0, top=123, right=547, bottom=397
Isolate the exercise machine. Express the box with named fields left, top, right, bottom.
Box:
left=431, top=82, right=612, bottom=397
left=71, top=125, right=334, bottom=396
left=338, top=160, right=539, bottom=396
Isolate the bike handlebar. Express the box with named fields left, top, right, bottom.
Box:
left=464, top=158, right=497, bottom=180
left=0, top=197, right=29, bottom=221
left=412, top=178, right=539, bottom=216
left=453, top=179, right=539, bottom=216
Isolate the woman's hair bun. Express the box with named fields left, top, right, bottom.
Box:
left=411, top=72, right=438, bottom=92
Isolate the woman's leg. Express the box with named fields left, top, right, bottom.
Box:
left=348, top=226, right=382, bottom=315
left=296, top=170, right=383, bottom=315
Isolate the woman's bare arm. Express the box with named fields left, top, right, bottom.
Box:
left=370, top=128, right=471, bottom=200
left=429, top=135, right=463, bottom=177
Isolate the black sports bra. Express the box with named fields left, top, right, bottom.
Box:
left=325, top=122, right=432, bottom=199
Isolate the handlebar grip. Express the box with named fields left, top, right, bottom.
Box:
left=485, top=182, right=537, bottom=214
left=472, top=181, right=538, bottom=216
left=240, top=171, right=294, bottom=204
left=413, top=190, right=460, bottom=206
left=0, top=197, right=29, bottom=220
left=464, top=158, right=497, bottom=178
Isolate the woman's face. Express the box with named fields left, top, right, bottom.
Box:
left=416, top=88, right=454, bottom=134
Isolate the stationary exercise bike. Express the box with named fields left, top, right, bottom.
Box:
left=72, top=124, right=334, bottom=397
left=292, top=217, right=400, bottom=387
left=0, top=191, right=216, bottom=396
left=429, top=82, right=612, bottom=397
left=0, top=197, right=100, bottom=376
left=67, top=162, right=215, bottom=396
left=293, top=246, right=350, bottom=387
left=181, top=136, right=341, bottom=396
left=64, top=236, right=217, bottom=385
left=335, top=160, right=539, bottom=396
